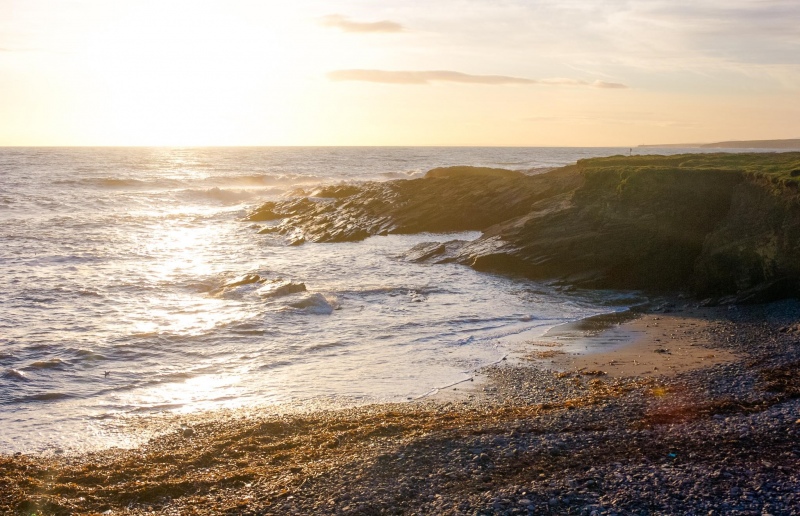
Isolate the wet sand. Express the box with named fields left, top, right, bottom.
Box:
left=532, top=307, right=738, bottom=377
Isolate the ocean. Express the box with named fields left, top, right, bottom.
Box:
left=0, top=146, right=734, bottom=454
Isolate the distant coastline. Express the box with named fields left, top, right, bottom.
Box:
left=640, top=138, right=800, bottom=149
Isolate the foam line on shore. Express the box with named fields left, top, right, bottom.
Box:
left=413, top=353, right=511, bottom=400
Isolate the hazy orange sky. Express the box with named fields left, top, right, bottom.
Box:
left=1, top=0, right=799, bottom=146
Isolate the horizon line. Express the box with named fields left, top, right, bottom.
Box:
left=0, top=144, right=646, bottom=149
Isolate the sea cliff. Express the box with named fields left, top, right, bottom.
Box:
left=249, top=153, right=800, bottom=302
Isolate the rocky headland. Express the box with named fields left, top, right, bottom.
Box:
left=249, top=153, right=800, bottom=303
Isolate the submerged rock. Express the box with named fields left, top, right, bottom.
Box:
left=257, top=280, right=307, bottom=298
left=209, top=273, right=265, bottom=296
left=222, top=274, right=263, bottom=289
left=402, top=240, right=469, bottom=263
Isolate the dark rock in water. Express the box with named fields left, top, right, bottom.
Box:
left=247, top=206, right=282, bottom=222
left=257, top=226, right=280, bottom=234
left=403, top=240, right=469, bottom=263
left=247, top=198, right=318, bottom=222
left=223, top=274, right=263, bottom=289
left=404, top=242, right=446, bottom=262
left=209, top=273, right=265, bottom=296
left=248, top=154, right=800, bottom=301
left=258, top=280, right=307, bottom=298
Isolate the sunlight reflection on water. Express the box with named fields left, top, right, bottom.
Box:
left=0, top=147, right=658, bottom=453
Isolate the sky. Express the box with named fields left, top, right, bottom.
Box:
left=1, top=0, right=799, bottom=146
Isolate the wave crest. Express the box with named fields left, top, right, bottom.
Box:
left=28, top=358, right=66, bottom=370
left=2, top=368, right=28, bottom=381
left=288, top=293, right=340, bottom=314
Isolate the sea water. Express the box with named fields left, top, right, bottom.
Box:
left=0, top=146, right=730, bottom=454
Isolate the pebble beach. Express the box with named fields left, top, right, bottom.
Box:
left=2, top=300, right=798, bottom=515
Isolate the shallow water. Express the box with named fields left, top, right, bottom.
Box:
left=0, top=146, right=735, bottom=454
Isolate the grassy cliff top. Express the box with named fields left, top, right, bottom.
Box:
left=425, top=166, right=525, bottom=179
left=575, top=152, right=800, bottom=194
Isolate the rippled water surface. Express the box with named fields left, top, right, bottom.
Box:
left=1, top=146, right=715, bottom=453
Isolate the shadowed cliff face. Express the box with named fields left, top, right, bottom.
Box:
left=466, top=168, right=745, bottom=291
left=693, top=182, right=800, bottom=299
left=249, top=154, right=800, bottom=300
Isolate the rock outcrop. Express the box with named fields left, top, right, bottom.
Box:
left=248, top=154, right=800, bottom=300
left=248, top=166, right=582, bottom=244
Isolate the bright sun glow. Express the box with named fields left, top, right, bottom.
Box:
left=1, top=0, right=798, bottom=145
left=70, top=2, right=318, bottom=145
left=123, top=212, right=252, bottom=336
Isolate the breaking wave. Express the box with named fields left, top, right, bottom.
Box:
left=288, top=293, right=340, bottom=314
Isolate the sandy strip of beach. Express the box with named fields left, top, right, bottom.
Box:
left=539, top=307, right=739, bottom=377
left=429, top=306, right=738, bottom=403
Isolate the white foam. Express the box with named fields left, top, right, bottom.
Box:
left=288, top=293, right=339, bottom=314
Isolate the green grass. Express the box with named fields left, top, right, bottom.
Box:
left=576, top=152, right=800, bottom=194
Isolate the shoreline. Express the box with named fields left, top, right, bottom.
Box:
left=539, top=305, right=738, bottom=377
left=427, top=301, right=736, bottom=402
left=2, top=301, right=799, bottom=514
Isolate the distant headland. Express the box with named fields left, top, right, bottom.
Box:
left=640, top=138, right=800, bottom=149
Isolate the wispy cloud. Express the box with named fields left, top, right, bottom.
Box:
left=319, top=14, right=404, bottom=34
left=374, top=0, right=800, bottom=91
left=591, top=80, right=628, bottom=89
left=327, top=69, right=534, bottom=84
left=538, top=78, right=625, bottom=88
left=327, top=69, right=628, bottom=88
left=538, top=78, right=586, bottom=86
